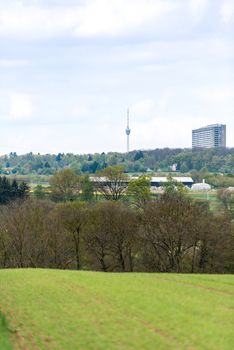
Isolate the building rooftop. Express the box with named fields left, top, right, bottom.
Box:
left=193, top=124, right=226, bottom=131
left=91, top=176, right=193, bottom=183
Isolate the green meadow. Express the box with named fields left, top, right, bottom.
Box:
left=189, top=191, right=220, bottom=211
left=0, top=269, right=233, bottom=350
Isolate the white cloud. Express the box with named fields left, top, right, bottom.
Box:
left=76, top=0, right=177, bottom=37
left=220, top=0, right=234, bottom=23
left=0, top=0, right=177, bottom=38
left=131, top=99, right=155, bottom=121
left=132, top=114, right=194, bottom=149
left=188, top=0, right=209, bottom=16
left=71, top=104, right=90, bottom=119
left=195, top=86, right=233, bottom=104
left=0, top=59, right=31, bottom=68
left=9, top=93, right=34, bottom=120
left=187, top=0, right=210, bottom=25
left=0, top=2, right=76, bottom=37
left=0, top=1, right=233, bottom=152
left=157, top=89, right=174, bottom=115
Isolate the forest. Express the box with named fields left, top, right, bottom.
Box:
left=0, top=168, right=233, bottom=274
left=1, top=147, right=234, bottom=176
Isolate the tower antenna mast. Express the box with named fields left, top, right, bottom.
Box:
left=125, top=108, right=131, bottom=153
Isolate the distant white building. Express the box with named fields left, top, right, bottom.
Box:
left=170, top=163, right=177, bottom=172
left=191, top=179, right=211, bottom=191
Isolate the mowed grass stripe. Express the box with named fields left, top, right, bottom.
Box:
left=0, top=270, right=233, bottom=350
left=152, top=274, right=234, bottom=295
left=70, top=272, right=234, bottom=349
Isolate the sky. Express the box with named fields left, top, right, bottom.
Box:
left=0, top=0, right=233, bottom=155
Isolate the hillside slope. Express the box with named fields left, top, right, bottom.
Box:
left=0, top=270, right=233, bottom=349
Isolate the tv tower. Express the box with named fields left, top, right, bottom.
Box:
left=125, top=108, right=131, bottom=153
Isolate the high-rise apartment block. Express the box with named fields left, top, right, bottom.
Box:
left=192, top=124, right=226, bottom=148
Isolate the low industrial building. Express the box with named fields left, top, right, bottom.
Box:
left=150, top=177, right=193, bottom=188
left=91, top=176, right=194, bottom=188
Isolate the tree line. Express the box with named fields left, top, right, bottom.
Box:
left=1, top=147, right=234, bottom=176
left=1, top=168, right=233, bottom=273
left=0, top=190, right=233, bottom=273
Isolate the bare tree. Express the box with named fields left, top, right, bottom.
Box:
left=85, top=203, right=113, bottom=271
left=94, top=165, right=128, bottom=200
left=198, top=214, right=233, bottom=273
left=0, top=209, right=11, bottom=267
left=85, top=202, right=138, bottom=271
left=0, top=194, right=233, bottom=273
left=45, top=208, right=74, bottom=269
left=54, top=201, right=88, bottom=269
left=107, top=203, right=138, bottom=271
left=142, top=193, right=207, bottom=272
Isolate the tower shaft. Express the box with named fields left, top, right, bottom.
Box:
left=125, top=109, right=131, bottom=153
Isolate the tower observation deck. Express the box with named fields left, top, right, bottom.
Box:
left=125, top=109, right=131, bottom=153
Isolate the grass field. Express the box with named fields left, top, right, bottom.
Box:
left=0, top=312, right=12, bottom=350
left=0, top=270, right=233, bottom=350
left=189, top=191, right=220, bottom=211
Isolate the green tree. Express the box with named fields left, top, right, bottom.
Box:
left=127, top=175, right=151, bottom=208
left=33, top=184, right=46, bottom=199
left=49, top=169, right=79, bottom=201
left=163, top=175, right=188, bottom=196
left=80, top=175, right=94, bottom=201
